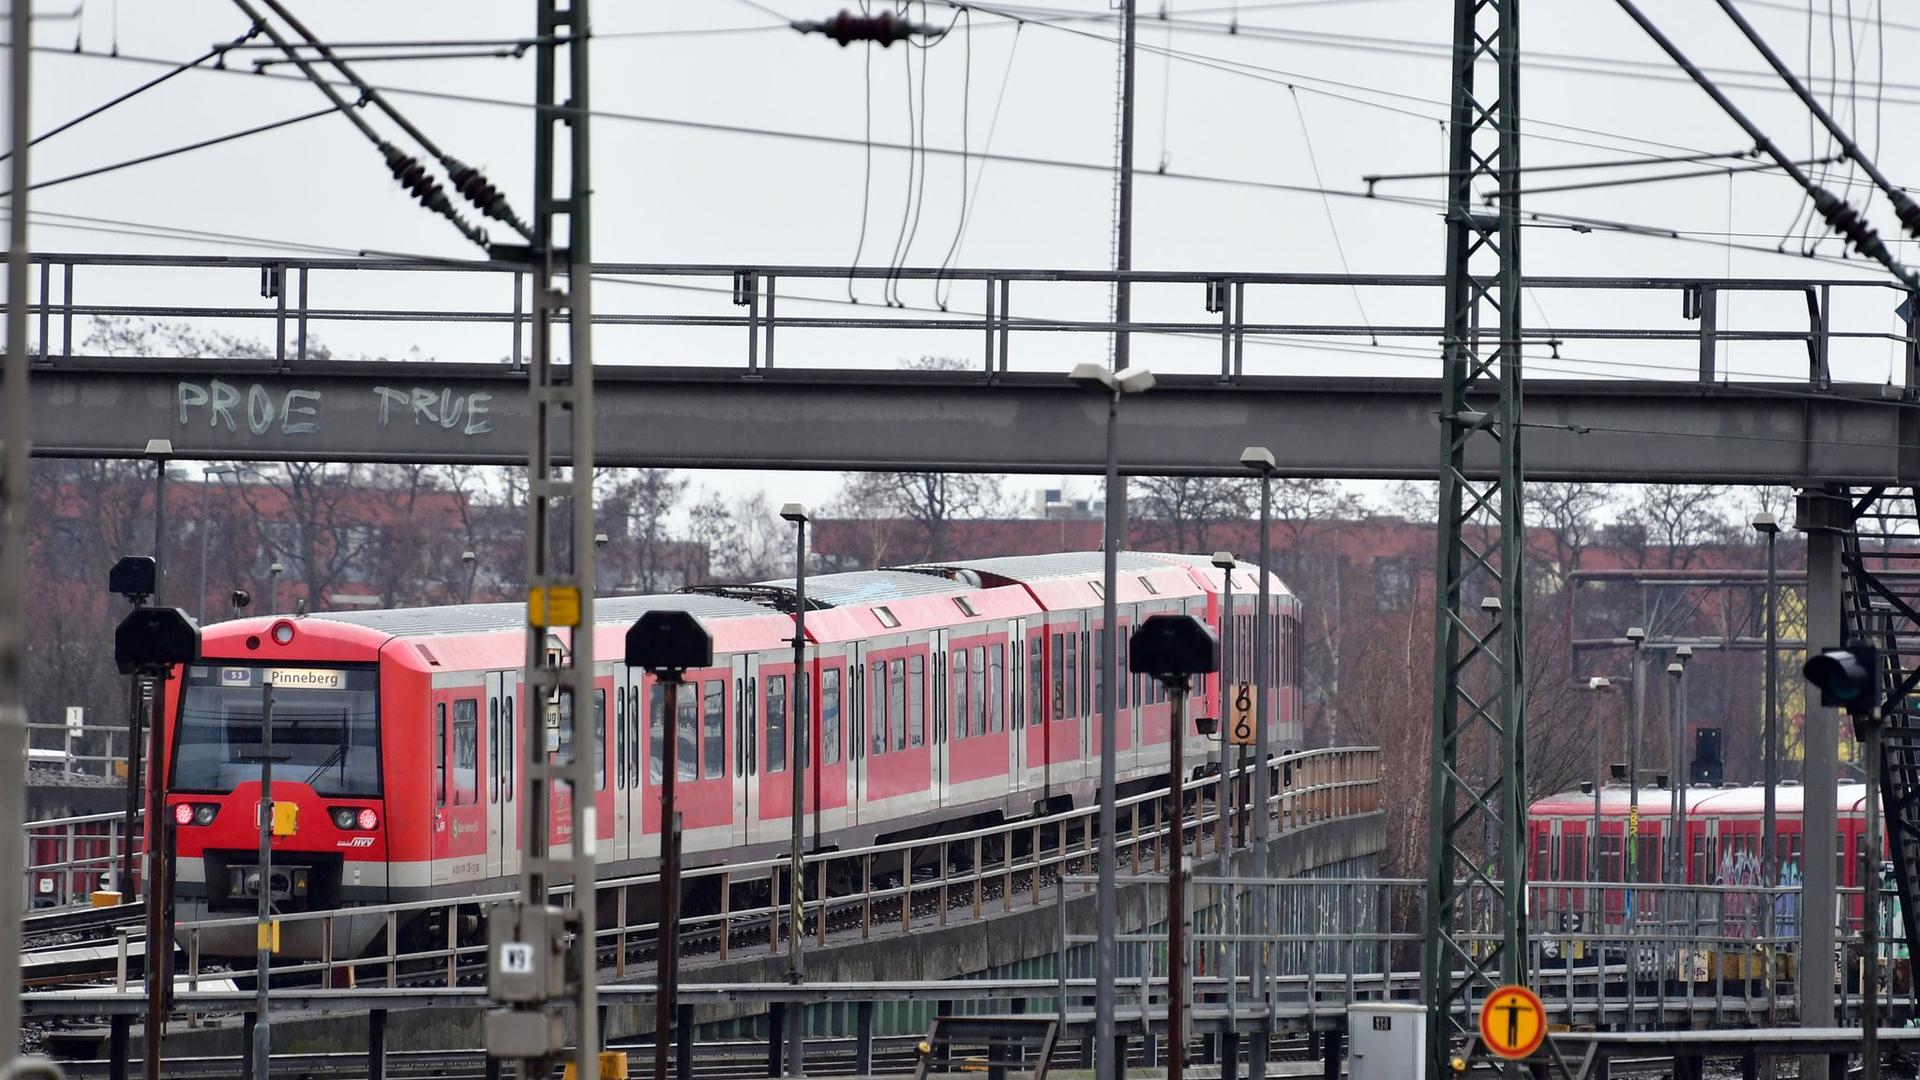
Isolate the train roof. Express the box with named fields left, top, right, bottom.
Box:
left=311, top=591, right=771, bottom=637
left=747, top=570, right=969, bottom=607
left=1531, top=782, right=1869, bottom=817
left=908, top=551, right=1169, bottom=585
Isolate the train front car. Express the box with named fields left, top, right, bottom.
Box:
left=165, top=615, right=414, bottom=958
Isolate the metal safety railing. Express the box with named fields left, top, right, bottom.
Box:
left=1059, top=872, right=1914, bottom=1034
left=148, top=746, right=1379, bottom=994
left=17, top=251, right=1914, bottom=385
left=24, top=809, right=142, bottom=909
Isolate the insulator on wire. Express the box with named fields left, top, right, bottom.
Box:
left=447, top=158, right=533, bottom=239
left=793, top=10, right=941, bottom=46
left=380, top=143, right=490, bottom=250
left=1813, top=187, right=1919, bottom=289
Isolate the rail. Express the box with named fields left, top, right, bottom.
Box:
left=161, top=746, right=1380, bottom=992
left=19, top=252, right=1912, bottom=386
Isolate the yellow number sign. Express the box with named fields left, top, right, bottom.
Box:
left=1228, top=681, right=1256, bottom=746
left=1479, top=984, right=1546, bottom=1061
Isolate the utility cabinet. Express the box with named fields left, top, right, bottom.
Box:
left=1348, top=1003, right=1425, bottom=1080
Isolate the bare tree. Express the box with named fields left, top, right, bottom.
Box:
left=829, top=470, right=1012, bottom=563
left=1526, top=482, right=1613, bottom=582
left=601, top=469, right=688, bottom=592
left=1618, top=484, right=1736, bottom=569
left=688, top=489, right=793, bottom=583
left=1133, top=476, right=1247, bottom=553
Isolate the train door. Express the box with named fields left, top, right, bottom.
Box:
left=1008, top=620, right=1025, bottom=799
left=812, top=647, right=849, bottom=835
left=485, top=672, right=507, bottom=879
left=729, top=655, right=755, bottom=848
left=846, top=643, right=865, bottom=828
left=500, top=671, right=521, bottom=878
left=931, top=629, right=949, bottom=809
left=609, top=665, right=632, bottom=863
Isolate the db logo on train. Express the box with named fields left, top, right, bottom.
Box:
left=1478, top=984, right=1546, bottom=1061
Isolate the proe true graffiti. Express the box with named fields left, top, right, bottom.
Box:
left=175, top=380, right=496, bottom=436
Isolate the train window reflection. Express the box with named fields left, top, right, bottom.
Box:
left=174, top=664, right=380, bottom=797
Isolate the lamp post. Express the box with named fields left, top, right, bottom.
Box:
left=197, top=466, right=239, bottom=624
left=1239, top=445, right=1275, bottom=1055
left=1667, top=648, right=1690, bottom=884
left=267, top=561, right=285, bottom=618
left=1626, top=626, right=1646, bottom=894
left=461, top=550, right=478, bottom=604
left=1751, top=512, right=1781, bottom=885
left=1070, top=360, right=1153, bottom=1080
left=1210, top=550, right=1236, bottom=862
left=1584, top=677, right=1615, bottom=874
left=778, top=502, right=810, bottom=1078
left=145, top=439, right=173, bottom=605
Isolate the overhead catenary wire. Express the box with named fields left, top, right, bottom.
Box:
left=0, top=22, right=263, bottom=163
left=251, top=0, right=533, bottom=241
left=934, top=16, right=1022, bottom=309
left=0, top=104, right=343, bottom=198
left=221, top=0, right=489, bottom=251
left=1287, top=86, right=1374, bottom=346
left=1482, top=156, right=1839, bottom=202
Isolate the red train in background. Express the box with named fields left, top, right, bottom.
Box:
left=1530, top=782, right=1873, bottom=891
left=156, top=551, right=1304, bottom=955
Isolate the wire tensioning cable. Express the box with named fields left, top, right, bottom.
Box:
left=935, top=16, right=1021, bottom=310
left=253, top=0, right=532, bottom=242
left=0, top=104, right=343, bottom=198
left=224, top=0, right=488, bottom=252
left=1612, top=0, right=1918, bottom=290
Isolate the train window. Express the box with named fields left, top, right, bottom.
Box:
left=954, top=597, right=978, bottom=618
left=888, top=660, right=906, bottom=751
left=615, top=689, right=627, bottom=791
left=872, top=661, right=888, bottom=756
left=1010, top=640, right=1022, bottom=732
left=1030, top=636, right=1045, bottom=729
left=1050, top=634, right=1064, bottom=725
left=1091, top=629, right=1103, bottom=721
left=629, top=687, right=641, bottom=787
left=703, top=681, right=725, bottom=779
left=454, top=698, right=480, bottom=805
left=648, top=685, right=666, bottom=784
left=504, top=696, right=515, bottom=796
left=677, top=686, right=698, bottom=782
left=1117, top=632, right=1129, bottom=710
left=435, top=702, right=448, bottom=808
left=1080, top=631, right=1091, bottom=717
left=1064, top=634, right=1078, bottom=720
left=970, top=646, right=987, bottom=737
left=1532, top=831, right=1550, bottom=879
left=822, top=669, right=841, bottom=765
left=489, top=699, right=501, bottom=804
left=766, top=675, right=787, bottom=773
left=908, top=656, right=925, bottom=747
left=735, top=679, right=747, bottom=776
left=592, top=691, right=608, bottom=792
left=989, top=645, right=1005, bottom=734
left=1599, top=834, right=1623, bottom=882
left=796, top=674, right=810, bottom=765
left=1560, top=834, right=1584, bottom=883
left=745, top=677, right=757, bottom=775
left=951, top=650, right=969, bottom=742
left=875, top=606, right=900, bottom=629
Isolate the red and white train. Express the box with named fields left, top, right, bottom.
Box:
left=159, top=552, right=1302, bottom=953
left=1530, top=782, right=1873, bottom=890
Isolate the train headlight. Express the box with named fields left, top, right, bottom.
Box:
left=193, top=804, right=218, bottom=826
left=331, top=807, right=358, bottom=830
left=271, top=621, right=296, bottom=646
left=330, top=806, right=379, bottom=831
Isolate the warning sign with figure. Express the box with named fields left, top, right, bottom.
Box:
left=1479, top=984, right=1546, bottom=1060
left=1228, top=682, right=1256, bottom=745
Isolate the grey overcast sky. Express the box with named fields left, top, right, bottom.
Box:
left=10, top=0, right=1916, bottom=511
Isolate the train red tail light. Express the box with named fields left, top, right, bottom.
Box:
left=173, top=803, right=192, bottom=826
left=330, top=806, right=379, bottom=831
left=175, top=803, right=219, bottom=826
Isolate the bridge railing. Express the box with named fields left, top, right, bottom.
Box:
left=154, top=745, right=1379, bottom=993
left=23, top=809, right=142, bottom=910
left=1061, top=873, right=1915, bottom=1031
left=18, top=251, right=1911, bottom=385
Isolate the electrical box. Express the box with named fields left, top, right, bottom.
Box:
left=1349, top=1003, right=1425, bottom=1080
left=271, top=801, right=298, bottom=837
left=487, top=901, right=573, bottom=1003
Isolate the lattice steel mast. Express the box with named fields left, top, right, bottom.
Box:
left=1423, top=0, right=1528, bottom=1073
left=485, top=2, right=598, bottom=1080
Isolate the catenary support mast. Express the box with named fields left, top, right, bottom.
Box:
left=1423, top=0, right=1528, bottom=1073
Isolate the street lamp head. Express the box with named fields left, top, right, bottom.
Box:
left=143, top=438, right=173, bottom=459
left=1069, top=362, right=1119, bottom=393
left=1210, top=550, right=1236, bottom=570
left=269, top=562, right=285, bottom=575
left=1750, top=511, right=1780, bottom=535
left=779, top=502, right=811, bottom=524
left=1625, top=626, right=1646, bottom=643
left=1479, top=596, right=1502, bottom=614
left=461, top=550, right=477, bottom=564
left=1667, top=661, right=1685, bottom=677
left=1676, top=644, right=1693, bottom=659
left=1239, top=445, right=1276, bottom=473
left=594, top=532, right=610, bottom=548
left=1587, top=676, right=1613, bottom=692
left=1114, top=365, right=1156, bottom=394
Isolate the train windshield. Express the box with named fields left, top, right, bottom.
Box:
left=173, top=664, right=381, bottom=797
